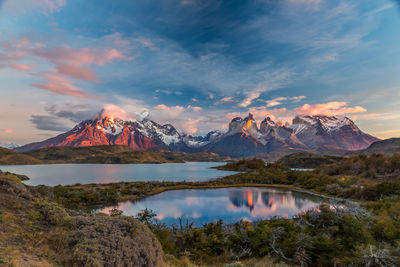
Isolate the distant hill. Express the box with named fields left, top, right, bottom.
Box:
left=0, top=147, right=43, bottom=165
left=23, top=145, right=228, bottom=164
left=276, top=153, right=343, bottom=168
left=253, top=146, right=347, bottom=163
left=346, top=138, right=400, bottom=156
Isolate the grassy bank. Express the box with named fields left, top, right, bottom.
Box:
left=1, top=145, right=230, bottom=165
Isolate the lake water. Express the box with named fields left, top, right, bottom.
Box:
left=99, top=187, right=323, bottom=225
left=0, top=162, right=236, bottom=186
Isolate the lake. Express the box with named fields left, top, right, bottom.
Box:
left=99, top=187, right=323, bottom=225
left=0, top=162, right=236, bottom=186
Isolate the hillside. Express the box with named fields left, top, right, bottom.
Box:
left=276, top=152, right=343, bottom=168
left=347, top=138, right=400, bottom=156
left=0, top=147, right=43, bottom=165
left=0, top=171, right=163, bottom=266
left=23, top=145, right=228, bottom=164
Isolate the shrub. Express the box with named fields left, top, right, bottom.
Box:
left=38, top=202, right=69, bottom=226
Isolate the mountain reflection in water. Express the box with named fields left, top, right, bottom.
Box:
left=100, top=187, right=322, bottom=225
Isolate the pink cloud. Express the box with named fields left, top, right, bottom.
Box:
left=0, top=52, right=26, bottom=61
left=191, top=106, right=203, bottom=112
left=33, top=46, right=131, bottom=81
left=215, top=96, right=234, bottom=105
left=186, top=105, right=203, bottom=112
left=8, top=63, right=32, bottom=71
left=295, top=101, right=366, bottom=116
left=32, top=74, right=99, bottom=99
left=154, top=104, right=170, bottom=111
left=56, top=63, right=99, bottom=82
left=182, top=118, right=199, bottom=134
left=34, top=47, right=130, bottom=66
left=99, top=104, right=132, bottom=120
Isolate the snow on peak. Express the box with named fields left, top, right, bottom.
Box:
left=290, top=115, right=356, bottom=134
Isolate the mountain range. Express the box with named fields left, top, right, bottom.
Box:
left=15, top=111, right=379, bottom=157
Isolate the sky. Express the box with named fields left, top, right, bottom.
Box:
left=0, top=0, right=399, bottom=145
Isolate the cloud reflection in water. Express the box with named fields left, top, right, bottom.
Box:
left=100, top=187, right=322, bottom=225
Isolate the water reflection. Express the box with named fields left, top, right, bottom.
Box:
left=99, top=187, right=322, bottom=225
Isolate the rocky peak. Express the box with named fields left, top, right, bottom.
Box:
left=260, top=117, right=276, bottom=133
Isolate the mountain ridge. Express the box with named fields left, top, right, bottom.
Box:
left=15, top=112, right=380, bottom=157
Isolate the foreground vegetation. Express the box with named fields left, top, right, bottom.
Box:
left=130, top=155, right=399, bottom=266
left=0, top=171, right=163, bottom=266
left=1, top=153, right=400, bottom=266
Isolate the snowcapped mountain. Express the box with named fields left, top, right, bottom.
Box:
left=289, top=115, right=379, bottom=151
left=181, top=131, right=224, bottom=149
left=0, top=142, right=20, bottom=149
left=184, top=114, right=379, bottom=157
left=15, top=111, right=379, bottom=157
left=15, top=115, right=181, bottom=152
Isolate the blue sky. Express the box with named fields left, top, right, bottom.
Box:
left=0, top=0, right=399, bottom=144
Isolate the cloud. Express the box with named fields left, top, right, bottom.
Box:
left=239, top=69, right=294, bottom=107
left=34, top=0, right=66, bottom=15
left=291, top=96, right=306, bottom=102
left=31, top=74, right=98, bottom=99
left=266, top=97, right=287, bottom=107
left=311, top=52, right=339, bottom=63
left=98, top=104, right=133, bottom=120
left=152, top=105, right=186, bottom=120
left=294, top=101, right=367, bottom=116
left=8, top=63, right=32, bottom=71
left=239, top=92, right=260, bottom=107
left=2, top=0, right=66, bottom=15
left=132, top=37, right=158, bottom=50
left=2, top=129, right=14, bottom=134
left=215, top=96, right=234, bottom=105
left=45, top=104, right=98, bottom=122
left=154, top=104, right=171, bottom=111
left=55, top=63, right=99, bottom=82
left=33, top=46, right=131, bottom=81
left=190, top=106, right=203, bottom=112
left=30, top=115, right=72, bottom=131
left=0, top=52, right=26, bottom=61
left=182, top=118, right=198, bottom=134
left=155, top=89, right=183, bottom=95
left=266, top=95, right=306, bottom=107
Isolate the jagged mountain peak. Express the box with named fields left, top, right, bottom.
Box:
left=16, top=112, right=379, bottom=156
